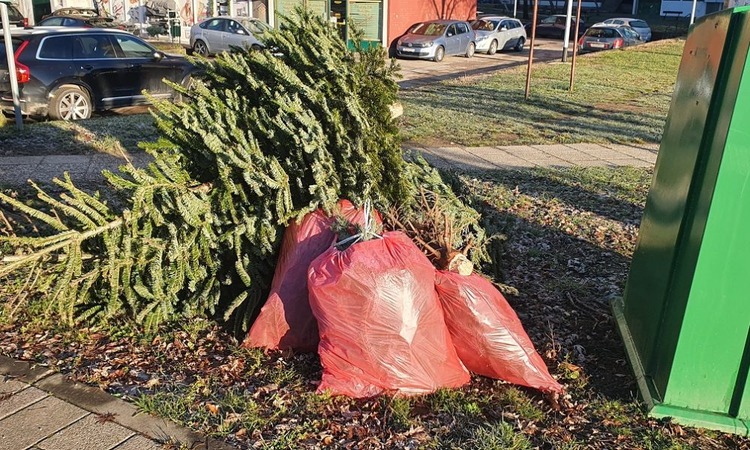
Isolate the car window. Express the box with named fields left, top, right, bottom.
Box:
left=63, top=18, right=83, bottom=26
left=242, top=19, right=269, bottom=34
left=456, top=23, right=469, bottom=34
left=630, top=20, right=648, bottom=28
left=410, top=22, right=447, bottom=36
left=112, top=34, right=155, bottom=58
left=447, top=24, right=457, bottom=36
left=7, top=5, right=23, bottom=21
left=585, top=27, right=617, bottom=38
left=74, top=35, right=118, bottom=59
left=471, top=19, right=495, bottom=32
left=555, top=17, right=565, bottom=25
left=40, top=17, right=63, bottom=26
left=202, top=18, right=225, bottom=31
left=541, top=16, right=557, bottom=24
left=0, top=38, right=25, bottom=59
left=39, top=36, right=74, bottom=59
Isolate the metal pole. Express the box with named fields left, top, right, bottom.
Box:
left=513, top=0, right=518, bottom=17
left=0, top=3, right=22, bottom=130
left=561, top=0, right=573, bottom=62
left=569, top=0, right=582, bottom=92
left=524, top=0, right=539, bottom=100
left=690, top=0, right=697, bottom=25
left=631, top=0, right=637, bottom=16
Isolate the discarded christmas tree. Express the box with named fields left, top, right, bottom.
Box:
left=0, top=10, right=484, bottom=332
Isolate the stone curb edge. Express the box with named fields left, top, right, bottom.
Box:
left=0, top=354, right=234, bottom=450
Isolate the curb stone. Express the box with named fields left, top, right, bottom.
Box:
left=0, top=355, right=234, bottom=450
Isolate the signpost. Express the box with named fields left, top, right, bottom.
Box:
left=561, top=0, right=573, bottom=62
left=0, top=0, right=22, bottom=130
left=524, top=0, right=539, bottom=99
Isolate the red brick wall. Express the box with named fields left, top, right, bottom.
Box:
left=386, top=0, right=477, bottom=50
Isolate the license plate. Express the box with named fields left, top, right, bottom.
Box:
left=589, top=43, right=606, bottom=48
left=401, top=48, right=416, bottom=53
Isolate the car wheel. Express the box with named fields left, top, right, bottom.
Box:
left=515, top=37, right=525, bottom=52
left=251, top=44, right=263, bottom=51
left=193, top=40, right=209, bottom=56
left=49, top=85, right=92, bottom=121
left=465, top=42, right=475, bottom=58
left=488, top=40, right=498, bottom=55
left=433, top=46, right=445, bottom=62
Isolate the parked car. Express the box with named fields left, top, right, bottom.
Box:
left=577, top=24, right=643, bottom=53
left=525, top=14, right=585, bottom=39
left=0, top=28, right=197, bottom=120
left=601, top=17, right=651, bottom=41
left=42, top=7, right=101, bottom=19
left=1, top=4, right=28, bottom=29
left=396, top=20, right=476, bottom=62
left=189, top=17, right=270, bottom=56
left=37, top=15, right=127, bottom=30
left=471, top=16, right=526, bottom=54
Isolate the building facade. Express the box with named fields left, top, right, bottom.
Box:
left=13, top=0, right=476, bottom=49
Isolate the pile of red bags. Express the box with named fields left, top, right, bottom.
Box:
left=243, top=200, right=562, bottom=398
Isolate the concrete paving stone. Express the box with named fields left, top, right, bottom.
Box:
left=603, top=144, right=659, bottom=159
left=0, top=396, right=88, bottom=450
left=39, top=155, right=93, bottom=166
left=604, top=157, right=646, bottom=167
left=566, top=143, right=626, bottom=159
left=37, top=414, right=134, bottom=450
left=34, top=374, right=231, bottom=450
left=112, top=435, right=163, bottom=450
left=0, top=156, right=43, bottom=166
left=530, top=145, right=594, bottom=162
left=0, top=356, right=56, bottom=384
left=432, top=151, right=499, bottom=171
left=0, top=386, right=47, bottom=420
left=0, top=378, right=28, bottom=395
left=571, top=159, right=617, bottom=167
left=0, top=165, right=40, bottom=185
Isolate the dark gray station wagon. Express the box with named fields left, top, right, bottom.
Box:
left=0, top=28, right=196, bottom=120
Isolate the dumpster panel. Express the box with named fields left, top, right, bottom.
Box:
left=620, top=9, right=732, bottom=396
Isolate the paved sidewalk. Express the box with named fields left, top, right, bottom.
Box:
left=0, top=143, right=659, bottom=188
left=0, top=356, right=231, bottom=450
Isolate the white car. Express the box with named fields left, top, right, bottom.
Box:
left=189, top=17, right=270, bottom=56
left=471, top=16, right=526, bottom=54
left=602, top=17, right=651, bottom=42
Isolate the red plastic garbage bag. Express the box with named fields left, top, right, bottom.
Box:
left=243, top=200, right=379, bottom=353
left=308, top=231, right=470, bottom=398
left=435, top=271, right=563, bottom=393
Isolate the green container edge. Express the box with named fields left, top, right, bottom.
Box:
left=612, top=297, right=750, bottom=436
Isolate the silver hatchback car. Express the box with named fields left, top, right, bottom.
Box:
left=471, top=16, right=526, bottom=54
left=396, top=20, right=476, bottom=62
left=190, top=17, right=270, bottom=56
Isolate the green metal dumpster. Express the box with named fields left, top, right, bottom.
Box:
left=612, top=6, right=750, bottom=436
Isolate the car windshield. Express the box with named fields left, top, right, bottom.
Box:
left=410, top=22, right=446, bottom=36
left=586, top=27, right=618, bottom=38
left=471, top=19, right=499, bottom=31
left=7, top=5, right=23, bottom=21
left=541, top=16, right=558, bottom=24
left=630, top=20, right=648, bottom=28
left=242, top=19, right=270, bottom=34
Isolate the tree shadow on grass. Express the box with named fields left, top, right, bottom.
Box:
left=444, top=165, right=646, bottom=401
left=401, top=83, right=667, bottom=145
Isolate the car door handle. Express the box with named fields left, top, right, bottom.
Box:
left=128, top=64, right=142, bottom=69
left=82, top=64, right=94, bottom=71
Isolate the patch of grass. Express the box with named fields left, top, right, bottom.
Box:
left=383, top=396, right=413, bottom=430
left=497, top=386, right=545, bottom=422
left=400, top=39, right=683, bottom=147
left=427, top=388, right=486, bottom=418
left=0, top=113, right=156, bottom=156
left=467, top=421, right=532, bottom=450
